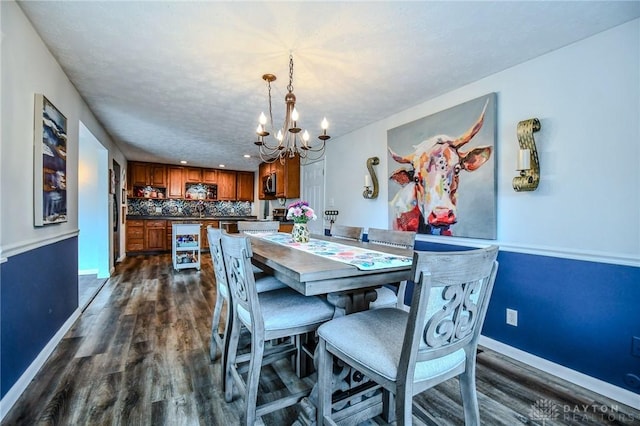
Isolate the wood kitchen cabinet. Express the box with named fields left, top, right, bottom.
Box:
left=236, top=171, right=255, bottom=201
left=184, top=167, right=202, bottom=183
left=126, top=219, right=166, bottom=253
left=128, top=162, right=167, bottom=187
left=258, top=156, right=300, bottom=199
left=202, top=169, right=217, bottom=184
left=167, top=166, right=184, bottom=199
left=217, top=170, right=237, bottom=200
left=126, top=220, right=145, bottom=252
left=145, top=220, right=167, bottom=251
left=200, top=220, right=219, bottom=250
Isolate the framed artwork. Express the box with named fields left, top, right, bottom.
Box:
left=109, top=169, right=115, bottom=194
left=34, top=94, right=68, bottom=226
left=387, top=93, right=497, bottom=239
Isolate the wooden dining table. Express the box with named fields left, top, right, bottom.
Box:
left=248, top=233, right=414, bottom=313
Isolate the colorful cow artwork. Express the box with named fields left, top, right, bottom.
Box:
left=387, top=95, right=496, bottom=238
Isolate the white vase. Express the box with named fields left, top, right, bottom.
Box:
left=292, top=222, right=310, bottom=243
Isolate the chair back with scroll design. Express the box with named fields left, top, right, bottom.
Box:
left=367, top=227, right=416, bottom=310
left=330, top=224, right=363, bottom=241
left=237, top=220, right=280, bottom=234
left=317, top=245, right=499, bottom=425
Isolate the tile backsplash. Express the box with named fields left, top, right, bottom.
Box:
left=127, top=198, right=252, bottom=217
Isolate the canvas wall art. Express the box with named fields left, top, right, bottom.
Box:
left=387, top=93, right=497, bottom=240
left=34, top=94, right=67, bottom=226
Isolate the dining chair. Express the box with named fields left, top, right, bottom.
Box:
left=366, top=227, right=416, bottom=311
left=237, top=220, right=283, bottom=275
left=316, top=245, right=499, bottom=425
left=221, top=232, right=335, bottom=426
left=206, top=227, right=286, bottom=370
left=330, top=224, right=364, bottom=242
left=237, top=220, right=281, bottom=234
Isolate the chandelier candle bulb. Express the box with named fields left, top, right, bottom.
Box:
left=365, top=175, right=371, bottom=187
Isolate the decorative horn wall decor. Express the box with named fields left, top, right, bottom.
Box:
left=512, top=118, right=541, bottom=192
left=363, top=156, right=380, bottom=199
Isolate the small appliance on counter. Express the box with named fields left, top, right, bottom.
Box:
left=272, top=208, right=287, bottom=222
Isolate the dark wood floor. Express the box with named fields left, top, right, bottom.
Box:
left=3, top=253, right=639, bottom=425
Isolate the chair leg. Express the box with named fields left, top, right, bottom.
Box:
left=459, top=364, right=480, bottom=425
left=395, top=383, right=413, bottom=426
left=220, top=297, right=232, bottom=393
left=225, top=311, right=241, bottom=403
left=382, top=389, right=395, bottom=423
left=317, top=338, right=333, bottom=425
left=210, top=294, right=225, bottom=361
left=396, top=280, right=407, bottom=309
left=244, top=333, right=265, bottom=426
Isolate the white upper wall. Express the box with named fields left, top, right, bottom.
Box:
left=1, top=1, right=126, bottom=259
left=324, top=19, right=640, bottom=265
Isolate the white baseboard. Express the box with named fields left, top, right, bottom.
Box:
left=78, top=269, right=99, bottom=276
left=0, top=308, right=82, bottom=421
left=479, top=336, right=640, bottom=410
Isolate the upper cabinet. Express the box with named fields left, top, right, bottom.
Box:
left=217, top=170, right=237, bottom=201
left=129, top=161, right=167, bottom=187
left=167, top=166, right=184, bottom=199
left=236, top=171, right=255, bottom=201
left=184, top=167, right=202, bottom=183
left=128, top=161, right=254, bottom=202
left=258, top=155, right=300, bottom=199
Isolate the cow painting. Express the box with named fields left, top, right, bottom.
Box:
left=388, top=96, right=496, bottom=238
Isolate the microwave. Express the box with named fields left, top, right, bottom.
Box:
left=263, top=173, right=276, bottom=195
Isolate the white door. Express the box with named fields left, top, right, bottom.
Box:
left=302, top=159, right=325, bottom=236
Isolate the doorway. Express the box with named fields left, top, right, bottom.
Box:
left=302, top=159, right=325, bottom=236
left=78, top=122, right=110, bottom=309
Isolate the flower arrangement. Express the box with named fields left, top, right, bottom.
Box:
left=286, top=200, right=317, bottom=224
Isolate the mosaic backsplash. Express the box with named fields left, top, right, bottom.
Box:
left=127, top=198, right=252, bottom=217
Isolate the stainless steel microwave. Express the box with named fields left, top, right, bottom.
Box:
left=263, top=173, right=276, bottom=195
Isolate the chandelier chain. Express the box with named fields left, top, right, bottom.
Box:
left=267, top=79, right=274, bottom=135
left=287, top=54, right=294, bottom=93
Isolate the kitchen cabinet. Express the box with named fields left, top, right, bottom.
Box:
left=184, top=167, right=202, bottom=183
left=236, top=171, right=255, bottom=201
left=126, top=220, right=145, bottom=252
left=217, top=170, right=237, bottom=200
left=127, top=219, right=166, bottom=253
left=202, top=169, right=218, bottom=184
left=129, top=162, right=167, bottom=187
left=167, top=167, right=184, bottom=199
left=276, top=154, right=300, bottom=198
left=200, top=220, right=219, bottom=250
left=145, top=220, right=167, bottom=251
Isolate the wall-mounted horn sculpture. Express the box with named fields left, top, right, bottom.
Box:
left=363, top=156, right=379, bottom=199
left=513, top=118, right=541, bottom=192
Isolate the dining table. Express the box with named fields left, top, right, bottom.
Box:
left=248, top=232, right=414, bottom=313
left=246, top=232, right=415, bottom=425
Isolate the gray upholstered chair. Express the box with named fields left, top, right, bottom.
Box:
left=317, top=245, right=499, bottom=425
left=206, top=227, right=286, bottom=372
left=330, top=224, right=363, bottom=242
left=237, top=220, right=280, bottom=234
left=367, top=227, right=416, bottom=310
left=221, top=233, right=335, bottom=426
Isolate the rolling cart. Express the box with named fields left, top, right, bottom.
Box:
left=172, top=223, right=201, bottom=271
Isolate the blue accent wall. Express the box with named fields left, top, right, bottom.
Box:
left=411, top=239, right=640, bottom=395
left=0, top=237, right=78, bottom=398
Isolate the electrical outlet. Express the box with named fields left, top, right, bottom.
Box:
left=155, top=207, right=162, bottom=213
left=632, top=336, right=640, bottom=357
left=506, top=308, right=518, bottom=326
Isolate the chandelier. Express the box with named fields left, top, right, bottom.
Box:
left=254, top=53, right=330, bottom=164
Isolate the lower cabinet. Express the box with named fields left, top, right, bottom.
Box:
left=128, top=218, right=224, bottom=254
left=145, top=220, right=167, bottom=251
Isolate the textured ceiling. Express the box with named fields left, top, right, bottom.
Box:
left=17, top=1, right=640, bottom=171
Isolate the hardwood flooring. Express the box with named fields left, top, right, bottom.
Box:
left=3, top=253, right=639, bottom=425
